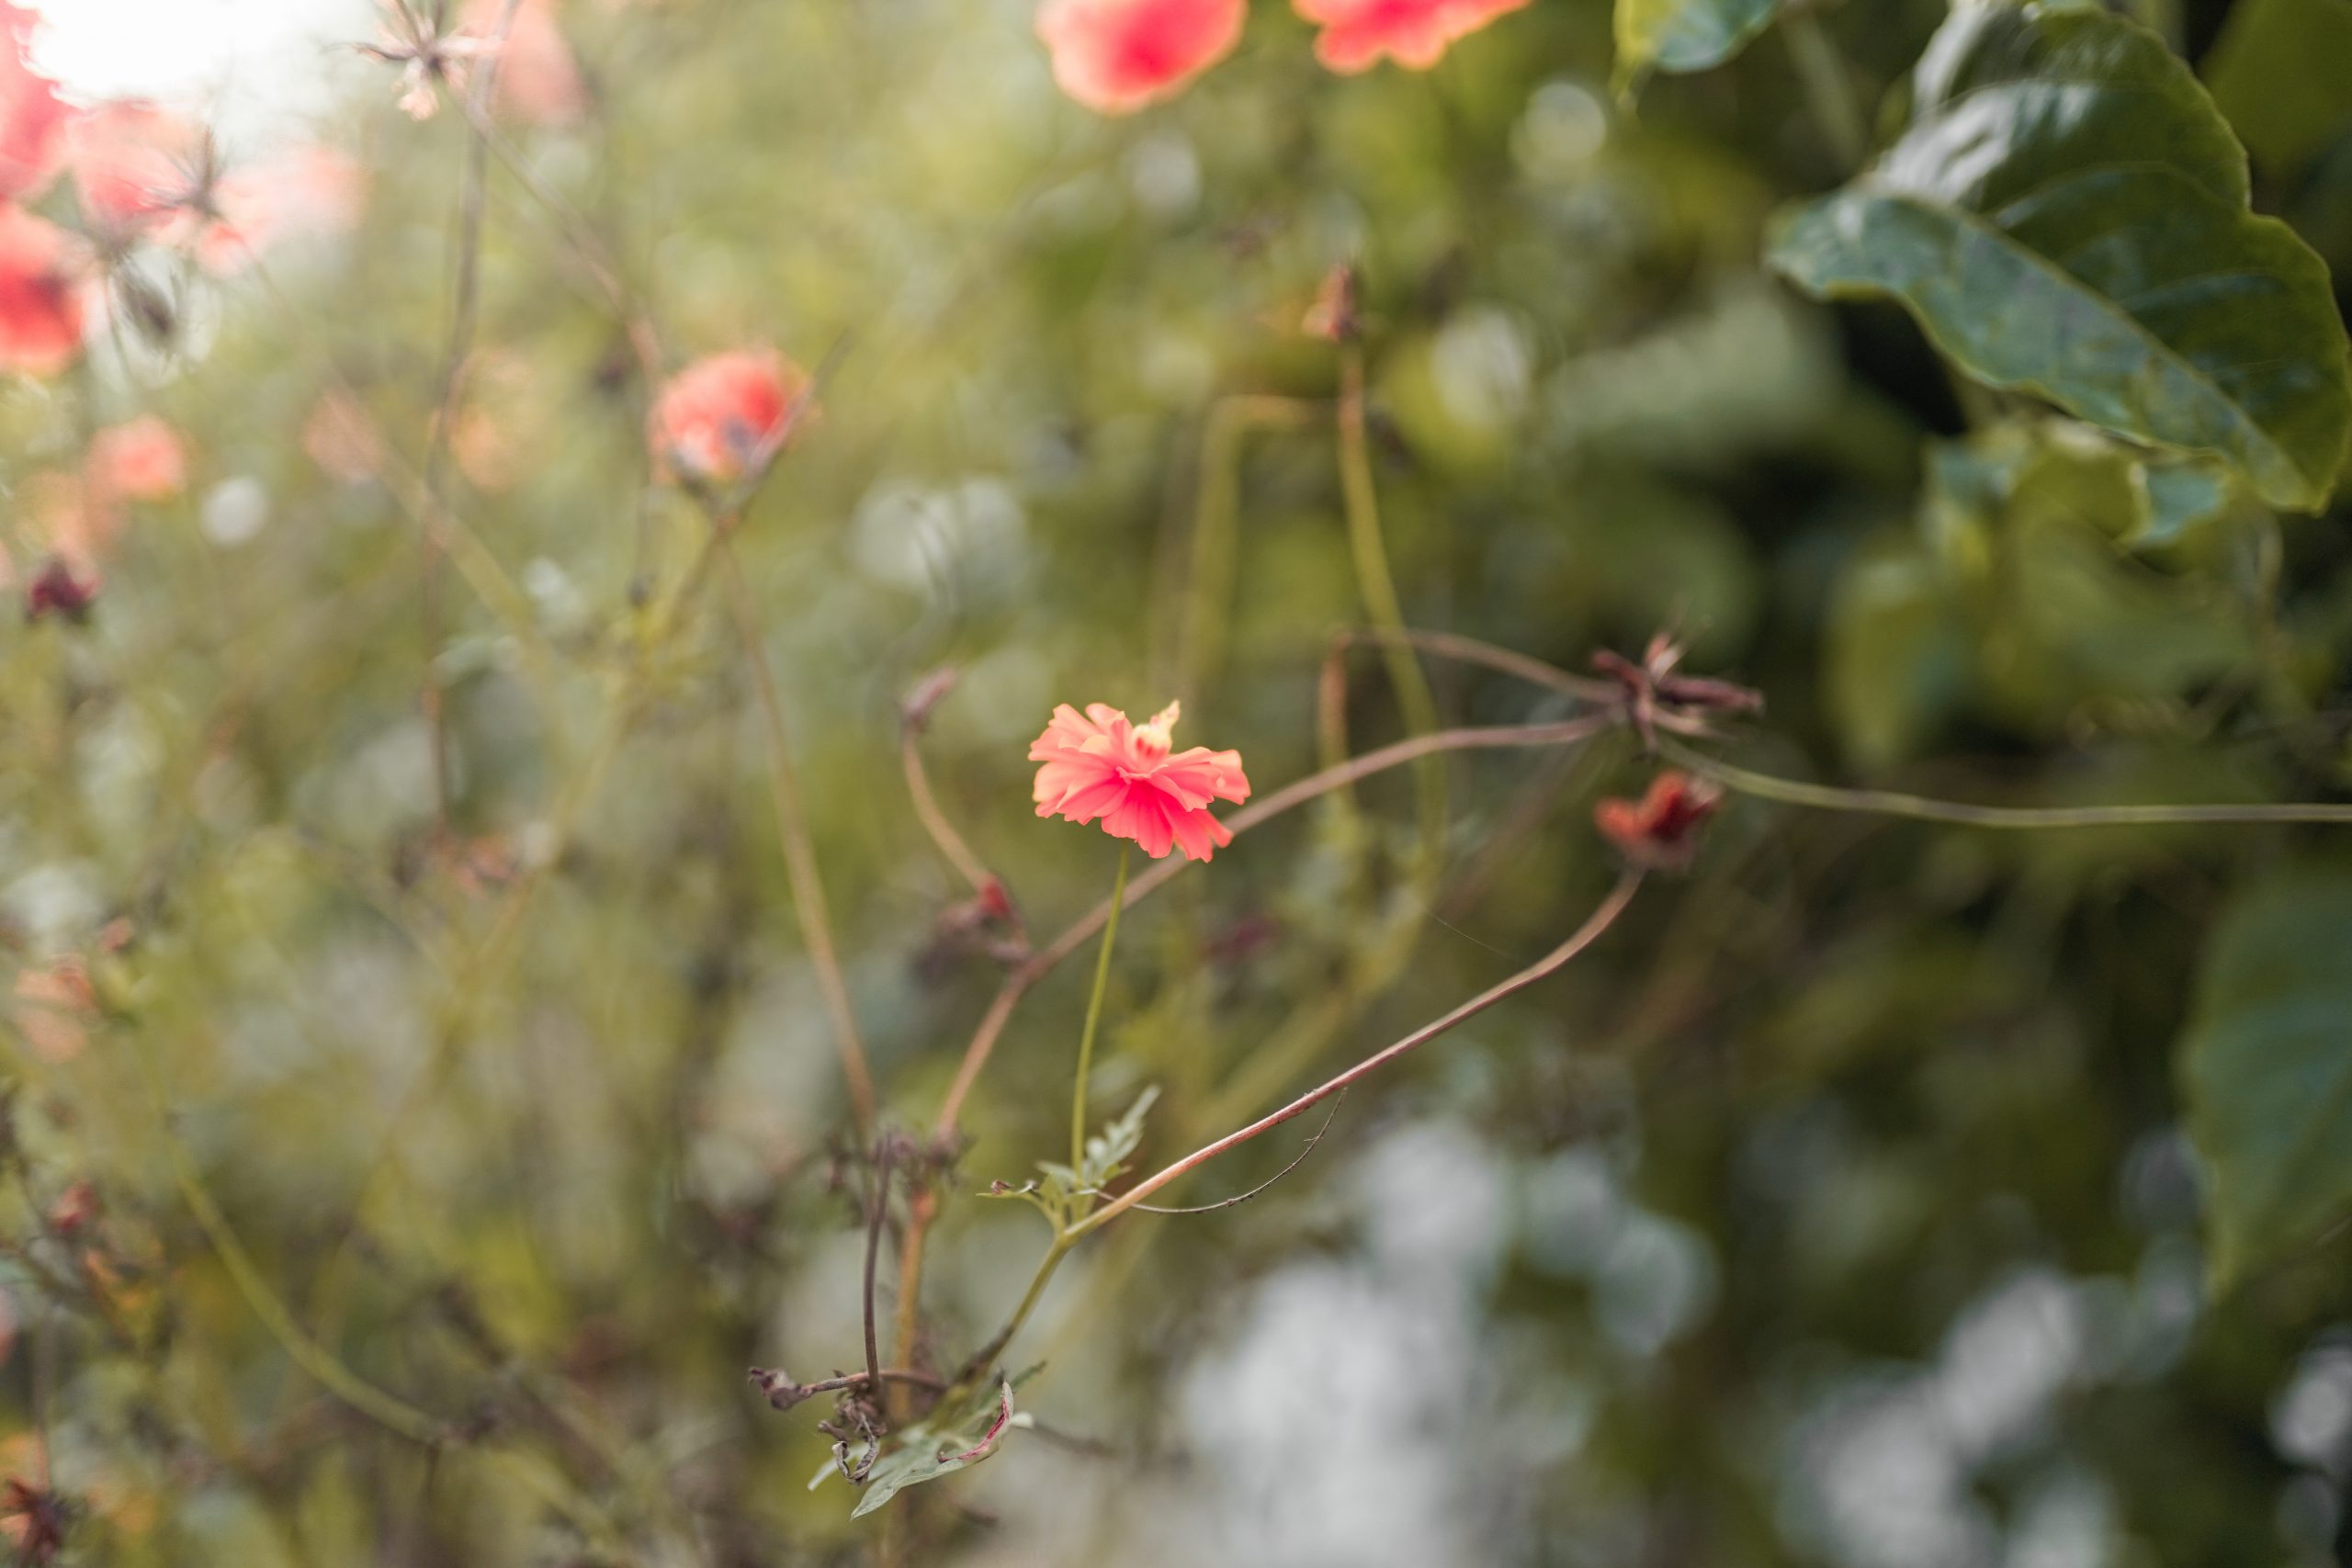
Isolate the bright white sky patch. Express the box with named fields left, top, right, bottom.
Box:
left=29, top=0, right=374, bottom=141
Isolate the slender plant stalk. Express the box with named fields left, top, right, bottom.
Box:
left=718, top=539, right=879, bottom=1137
left=132, top=1039, right=449, bottom=1449
left=1665, top=739, right=2352, bottom=828
left=1338, top=344, right=1446, bottom=857
left=1781, top=8, right=1867, bottom=172
left=238, top=254, right=561, bottom=715
left=1071, top=843, right=1132, bottom=1170
left=953, top=1234, right=1074, bottom=1388
left=418, top=0, right=525, bottom=829
left=863, top=1141, right=895, bottom=1395
left=1174, top=394, right=1317, bottom=703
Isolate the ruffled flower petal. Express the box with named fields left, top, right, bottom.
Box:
left=1029, top=699, right=1250, bottom=861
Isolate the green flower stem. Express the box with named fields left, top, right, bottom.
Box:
left=1339, top=344, right=1447, bottom=863
left=1071, top=841, right=1132, bottom=1172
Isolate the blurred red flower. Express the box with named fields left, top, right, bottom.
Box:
left=647, top=348, right=811, bottom=487
left=1030, top=700, right=1250, bottom=861
left=0, top=3, right=66, bottom=199
left=1294, top=0, right=1529, bottom=72
left=87, top=416, right=187, bottom=503
left=0, top=201, right=85, bottom=375
left=1593, top=770, right=1723, bottom=871
left=1035, top=0, right=1244, bottom=115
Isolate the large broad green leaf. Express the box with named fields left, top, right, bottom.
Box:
left=2180, top=874, right=2352, bottom=1288
left=1614, top=0, right=1778, bottom=85
left=1770, top=2, right=2352, bottom=512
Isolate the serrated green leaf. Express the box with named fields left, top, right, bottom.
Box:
left=2180, top=873, right=2352, bottom=1289
left=1614, top=0, right=1779, bottom=85
left=1769, top=2, right=2352, bottom=512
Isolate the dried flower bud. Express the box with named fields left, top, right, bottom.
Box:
left=1302, top=262, right=1361, bottom=344
left=23, top=557, right=96, bottom=622
left=900, top=667, right=959, bottom=732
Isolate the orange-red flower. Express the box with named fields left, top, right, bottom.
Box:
left=1593, top=771, right=1722, bottom=870
left=1294, top=0, right=1529, bottom=72
left=647, top=348, right=812, bottom=487
left=1035, top=0, right=1244, bottom=115
left=1030, top=700, right=1250, bottom=862
left=0, top=3, right=66, bottom=200
left=0, top=202, right=85, bottom=376
left=86, top=416, right=187, bottom=502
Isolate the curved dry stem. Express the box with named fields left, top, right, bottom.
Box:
left=1119, top=1088, right=1347, bottom=1214
left=1071, top=869, right=1641, bottom=1235
left=1666, top=739, right=2352, bottom=829
left=1332, top=626, right=1616, bottom=705
left=901, top=724, right=995, bottom=895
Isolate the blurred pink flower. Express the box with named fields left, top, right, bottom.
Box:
left=86, top=416, right=187, bottom=503
left=1035, top=0, right=1244, bottom=115
left=62, top=100, right=204, bottom=237
left=9, top=957, right=94, bottom=1058
left=464, top=0, right=588, bottom=125
left=1294, top=0, right=1529, bottom=72
left=1030, top=700, right=1250, bottom=862
left=302, top=389, right=386, bottom=485
left=180, top=146, right=367, bottom=273
left=0, top=3, right=66, bottom=199
left=0, top=202, right=85, bottom=376
left=647, top=348, right=811, bottom=486
left=24, top=468, right=117, bottom=575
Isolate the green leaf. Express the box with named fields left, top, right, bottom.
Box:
left=1825, top=534, right=1973, bottom=769
left=849, top=1382, right=1019, bottom=1518
left=2202, top=0, right=2352, bottom=179
left=1769, top=2, right=2352, bottom=512
left=1613, top=0, right=1778, bottom=85
left=1079, top=1084, right=1159, bottom=1190
left=2180, top=873, right=2352, bottom=1288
